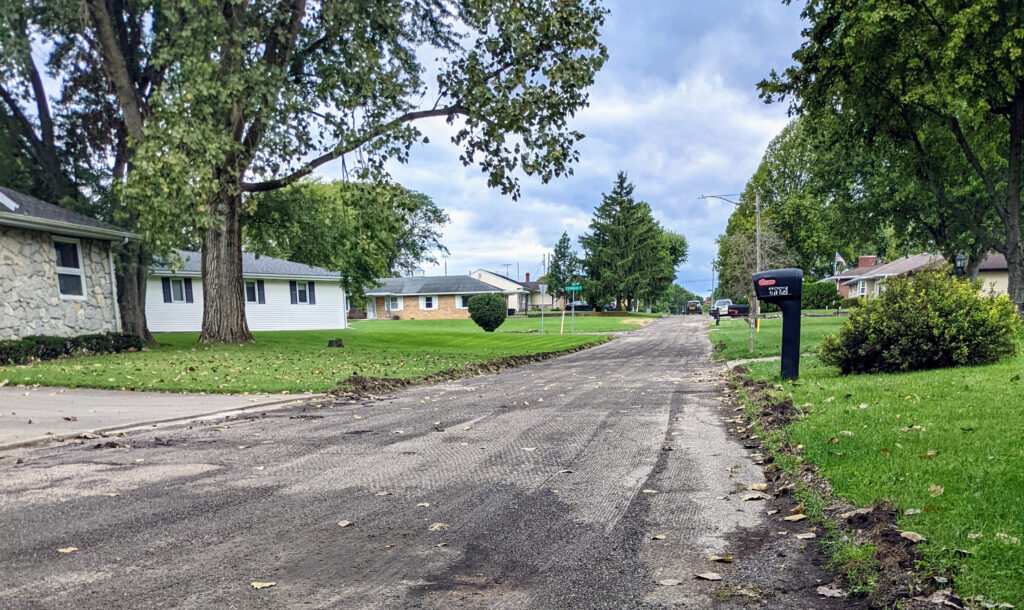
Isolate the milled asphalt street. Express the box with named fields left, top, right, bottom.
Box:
left=0, top=316, right=851, bottom=609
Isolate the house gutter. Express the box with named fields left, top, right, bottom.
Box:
left=0, top=213, right=137, bottom=241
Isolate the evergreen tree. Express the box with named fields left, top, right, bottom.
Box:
left=579, top=172, right=687, bottom=310
left=547, top=232, right=580, bottom=302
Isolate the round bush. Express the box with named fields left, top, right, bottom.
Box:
left=468, top=293, right=507, bottom=332
left=819, top=266, right=1021, bottom=374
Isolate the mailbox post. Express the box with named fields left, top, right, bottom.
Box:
left=752, top=268, right=803, bottom=380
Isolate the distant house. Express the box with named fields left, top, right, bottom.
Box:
left=146, top=250, right=348, bottom=332
left=824, top=252, right=1010, bottom=298
left=364, top=275, right=510, bottom=320
left=470, top=269, right=560, bottom=311
left=0, top=186, right=135, bottom=340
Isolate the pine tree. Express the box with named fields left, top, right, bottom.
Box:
left=547, top=232, right=579, bottom=302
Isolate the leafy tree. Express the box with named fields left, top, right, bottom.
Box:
left=761, top=0, right=1024, bottom=304
left=10, top=0, right=608, bottom=343
left=546, top=232, right=580, bottom=302
left=385, top=193, right=449, bottom=277
left=579, top=172, right=687, bottom=310
left=244, top=181, right=443, bottom=293
left=715, top=219, right=797, bottom=304
left=654, top=283, right=698, bottom=314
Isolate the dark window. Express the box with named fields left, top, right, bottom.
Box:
left=58, top=274, right=84, bottom=296
left=54, top=241, right=79, bottom=268
left=54, top=239, right=85, bottom=298
left=296, top=281, right=308, bottom=303
left=170, top=278, right=185, bottom=302
left=245, top=281, right=257, bottom=303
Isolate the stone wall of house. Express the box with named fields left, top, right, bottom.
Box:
left=0, top=226, right=119, bottom=340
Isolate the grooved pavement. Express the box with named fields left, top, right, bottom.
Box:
left=0, top=316, right=839, bottom=608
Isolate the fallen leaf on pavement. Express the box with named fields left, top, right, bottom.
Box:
left=104, top=493, right=119, bottom=497
left=374, top=491, right=391, bottom=497
left=251, top=582, right=276, bottom=589
left=695, top=572, right=723, bottom=581
left=783, top=514, right=808, bottom=522
left=651, top=534, right=666, bottom=540
left=795, top=533, right=816, bottom=539
left=253, top=466, right=265, bottom=471
left=641, top=489, right=658, bottom=494
left=817, top=584, right=845, bottom=598
left=428, top=522, right=449, bottom=531
left=416, top=502, right=430, bottom=508
left=657, top=578, right=681, bottom=586
left=558, top=469, right=574, bottom=474
left=436, top=542, right=448, bottom=547
left=337, top=520, right=353, bottom=528
left=57, top=547, right=78, bottom=554
left=709, top=556, right=733, bottom=563
left=522, top=447, right=536, bottom=452
left=741, top=493, right=766, bottom=501
left=900, top=531, right=926, bottom=543
left=747, top=483, right=768, bottom=491
left=791, top=501, right=805, bottom=514
left=62, top=416, right=77, bottom=421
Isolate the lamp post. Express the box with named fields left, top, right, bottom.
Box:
left=538, top=282, right=548, bottom=333
left=954, top=253, right=966, bottom=278
left=701, top=192, right=761, bottom=354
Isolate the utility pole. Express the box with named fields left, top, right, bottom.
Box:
left=502, top=263, right=511, bottom=277
left=751, top=191, right=761, bottom=354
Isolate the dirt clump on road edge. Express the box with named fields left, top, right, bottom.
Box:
left=329, top=342, right=606, bottom=398
left=726, top=366, right=956, bottom=609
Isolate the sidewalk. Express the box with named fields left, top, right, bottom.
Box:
left=0, top=386, right=317, bottom=449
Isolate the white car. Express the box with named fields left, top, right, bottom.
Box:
left=713, top=299, right=732, bottom=315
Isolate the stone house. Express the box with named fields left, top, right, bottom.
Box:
left=0, top=186, right=135, bottom=340
left=364, top=275, right=511, bottom=320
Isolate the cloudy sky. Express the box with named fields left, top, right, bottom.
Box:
left=320, top=2, right=806, bottom=296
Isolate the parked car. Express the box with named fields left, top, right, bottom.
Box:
left=713, top=299, right=732, bottom=315
left=566, top=300, right=594, bottom=311
left=685, top=300, right=702, bottom=315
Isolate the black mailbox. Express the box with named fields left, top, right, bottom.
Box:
left=752, top=268, right=803, bottom=380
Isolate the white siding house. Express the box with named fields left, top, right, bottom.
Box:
left=146, top=250, right=347, bottom=332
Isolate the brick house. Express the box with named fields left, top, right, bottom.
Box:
left=0, top=186, right=135, bottom=340
left=824, top=252, right=1010, bottom=298
left=364, top=275, right=512, bottom=320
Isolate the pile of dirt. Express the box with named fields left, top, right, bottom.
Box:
left=728, top=367, right=945, bottom=608
left=329, top=343, right=602, bottom=398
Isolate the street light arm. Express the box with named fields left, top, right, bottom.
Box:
left=699, top=194, right=743, bottom=205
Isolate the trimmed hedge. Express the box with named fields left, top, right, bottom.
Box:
left=468, top=293, right=507, bottom=332
left=802, top=281, right=839, bottom=309
left=0, top=332, right=143, bottom=366
left=819, top=267, right=1021, bottom=374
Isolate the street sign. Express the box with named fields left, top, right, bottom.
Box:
left=565, top=284, right=582, bottom=291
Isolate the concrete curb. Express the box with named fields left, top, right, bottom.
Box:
left=0, top=394, right=324, bottom=452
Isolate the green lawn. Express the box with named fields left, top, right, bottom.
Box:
left=498, top=312, right=656, bottom=333
left=742, top=352, right=1024, bottom=605
left=0, top=320, right=607, bottom=394
left=710, top=316, right=846, bottom=361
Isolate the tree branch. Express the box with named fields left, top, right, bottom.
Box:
left=240, top=104, right=468, bottom=192
left=84, top=0, right=146, bottom=143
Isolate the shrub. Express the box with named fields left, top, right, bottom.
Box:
left=802, top=281, right=839, bottom=309
left=0, top=332, right=143, bottom=365
left=839, top=296, right=863, bottom=309
left=468, top=293, right=507, bottom=332
left=819, top=267, right=1021, bottom=374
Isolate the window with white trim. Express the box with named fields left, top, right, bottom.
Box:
left=53, top=238, right=86, bottom=299
left=169, top=278, right=186, bottom=302
left=245, top=281, right=258, bottom=303
left=296, top=281, right=308, bottom=303
left=388, top=296, right=403, bottom=311
left=857, top=280, right=867, bottom=296
left=420, top=295, right=438, bottom=310
left=457, top=295, right=472, bottom=309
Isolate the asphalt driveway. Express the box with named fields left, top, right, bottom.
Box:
left=0, top=316, right=853, bottom=608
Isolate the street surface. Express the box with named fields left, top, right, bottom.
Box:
left=0, top=317, right=848, bottom=608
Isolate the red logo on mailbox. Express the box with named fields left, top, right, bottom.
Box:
left=757, top=278, right=776, bottom=287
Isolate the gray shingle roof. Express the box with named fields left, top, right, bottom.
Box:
left=0, top=186, right=134, bottom=239
left=843, top=253, right=945, bottom=284
left=365, top=275, right=508, bottom=296
left=978, top=252, right=1007, bottom=271
left=151, top=250, right=340, bottom=279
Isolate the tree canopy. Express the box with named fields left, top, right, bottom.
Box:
left=546, top=231, right=580, bottom=301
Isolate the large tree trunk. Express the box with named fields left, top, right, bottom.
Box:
left=1006, top=87, right=1024, bottom=312
left=200, top=191, right=252, bottom=343
left=115, top=240, right=155, bottom=345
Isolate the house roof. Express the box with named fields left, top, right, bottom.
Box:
left=0, top=186, right=136, bottom=240
left=822, top=261, right=885, bottom=282
left=842, top=253, right=945, bottom=285
left=471, top=269, right=530, bottom=292
left=978, top=252, right=1007, bottom=271
left=365, top=275, right=510, bottom=296
left=151, top=250, right=340, bottom=280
